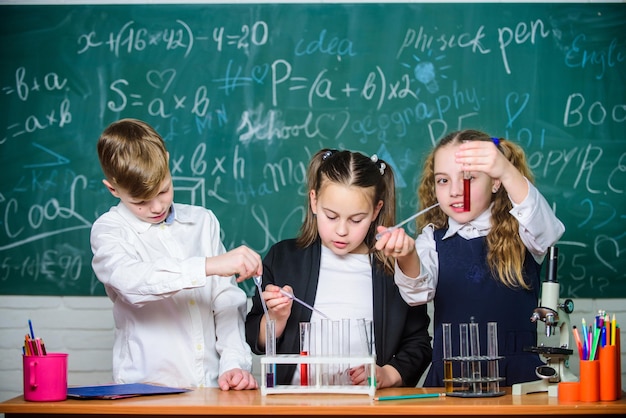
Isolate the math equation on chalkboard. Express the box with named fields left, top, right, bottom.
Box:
left=0, top=3, right=624, bottom=297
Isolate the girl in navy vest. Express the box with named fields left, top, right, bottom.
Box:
left=375, top=129, right=565, bottom=387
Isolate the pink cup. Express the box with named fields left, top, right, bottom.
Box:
left=22, top=353, right=68, bottom=401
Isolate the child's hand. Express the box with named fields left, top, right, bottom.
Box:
left=205, top=245, right=262, bottom=282
left=218, top=368, right=258, bottom=390
left=374, top=226, right=415, bottom=257
left=348, top=364, right=401, bottom=388
left=375, top=365, right=402, bottom=389
left=348, top=364, right=369, bottom=385
left=457, top=140, right=528, bottom=204
left=264, top=284, right=293, bottom=322
left=457, top=140, right=510, bottom=180
left=374, top=226, right=420, bottom=277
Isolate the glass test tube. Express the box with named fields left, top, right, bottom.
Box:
left=487, top=322, right=500, bottom=393
left=357, top=318, right=374, bottom=387
left=331, top=320, right=340, bottom=384
left=265, top=319, right=276, bottom=388
left=469, top=320, right=482, bottom=394
left=459, top=323, right=469, bottom=391
left=321, top=319, right=330, bottom=385
left=442, top=323, right=453, bottom=393
left=341, top=318, right=350, bottom=385
left=299, top=322, right=311, bottom=386
left=309, top=322, right=317, bottom=385
left=462, top=140, right=471, bottom=212
left=463, top=172, right=471, bottom=211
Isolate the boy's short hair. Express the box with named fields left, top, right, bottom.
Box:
left=97, top=118, right=169, bottom=200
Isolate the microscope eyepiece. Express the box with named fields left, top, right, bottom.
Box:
left=545, top=246, right=558, bottom=283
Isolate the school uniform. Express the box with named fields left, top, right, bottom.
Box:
left=394, top=180, right=565, bottom=387
left=245, top=238, right=432, bottom=387
left=425, top=230, right=543, bottom=386
left=91, top=202, right=252, bottom=388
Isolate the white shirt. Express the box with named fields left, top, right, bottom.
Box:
left=90, top=202, right=252, bottom=388
left=290, top=246, right=374, bottom=385
left=395, top=179, right=565, bottom=306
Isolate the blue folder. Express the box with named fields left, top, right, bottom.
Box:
left=67, top=383, right=191, bottom=399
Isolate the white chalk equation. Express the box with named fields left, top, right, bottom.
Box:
left=0, top=3, right=624, bottom=297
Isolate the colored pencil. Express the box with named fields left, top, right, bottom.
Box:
left=572, top=326, right=583, bottom=360
left=611, top=314, right=616, bottom=346
left=375, top=393, right=445, bottom=401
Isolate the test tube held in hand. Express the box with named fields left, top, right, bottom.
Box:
left=462, top=140, right=470, bottom=212
left=442, top=323, right=453, bottom=393
left=487, top=322, right=500, bottom=393
left=463, top=172, right=471, bottom=211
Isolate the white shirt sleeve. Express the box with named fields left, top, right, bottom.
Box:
left=393, top=224, right=438, bottom=306
left=90, top=203, right=252, bottom=387
left=90, top=211, right=208, bottom=307
left=509, top=179, right=566, bottom=264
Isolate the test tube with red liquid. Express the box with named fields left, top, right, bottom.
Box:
left=299, top=322, right=311, bottom=386
left=463, top=172, right=471, bottom=211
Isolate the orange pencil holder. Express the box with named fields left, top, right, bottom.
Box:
left=599, top=344, right=619, bottom=401
left=557, top=381, right=580, bottom=402
left=616, top=327, right=622, bottom=399
left=579, top=359, right=600, bottom=402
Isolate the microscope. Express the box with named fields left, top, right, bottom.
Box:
left=512, top=246, right=578, bottom=397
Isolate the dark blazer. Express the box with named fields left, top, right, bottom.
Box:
left=245, top=238, right=432, bottom=387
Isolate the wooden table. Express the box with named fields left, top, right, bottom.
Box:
left=1, top=387, right=625, bottom=417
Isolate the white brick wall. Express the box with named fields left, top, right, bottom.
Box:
left=0, top=296, right=115, bottom=402
left=1, top=295, right=624, bottom=402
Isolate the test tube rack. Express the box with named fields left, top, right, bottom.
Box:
left=260, top=354, right=376, bottom=397
left=443, top=354, right=506, bottom=397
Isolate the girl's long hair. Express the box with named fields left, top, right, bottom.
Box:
left=297, top=149, right=396, bottom=275
left=417, top=130, right=534, bottom=289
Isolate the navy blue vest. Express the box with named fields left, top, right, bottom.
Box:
left=424, top=229, right=544, bottom=387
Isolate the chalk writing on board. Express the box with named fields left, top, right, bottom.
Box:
left=1, top=4, right=624, bottom=298
left=1, top=176, right=91, bottom=252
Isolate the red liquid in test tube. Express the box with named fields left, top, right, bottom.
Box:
left=299, top=322, right=312, bottom=386
left=463, top=176, right=471, bottom=211
left=300, top=351, right=308, bottom=386
left=462, top=139, right=471, bottom=212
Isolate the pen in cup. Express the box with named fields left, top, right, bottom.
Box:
left=28, top=319, right=35, bottom=339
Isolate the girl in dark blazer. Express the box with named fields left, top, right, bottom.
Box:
left=245, top=149, right=432, bottom=388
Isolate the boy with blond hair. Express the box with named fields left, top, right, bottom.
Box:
left=91, top=118, right=262, bottom=390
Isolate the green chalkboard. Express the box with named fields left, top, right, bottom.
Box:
left=1, top=3, right=624, bottom=298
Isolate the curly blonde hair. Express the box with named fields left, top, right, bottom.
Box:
left=417, top=130, right=535, bottom=289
